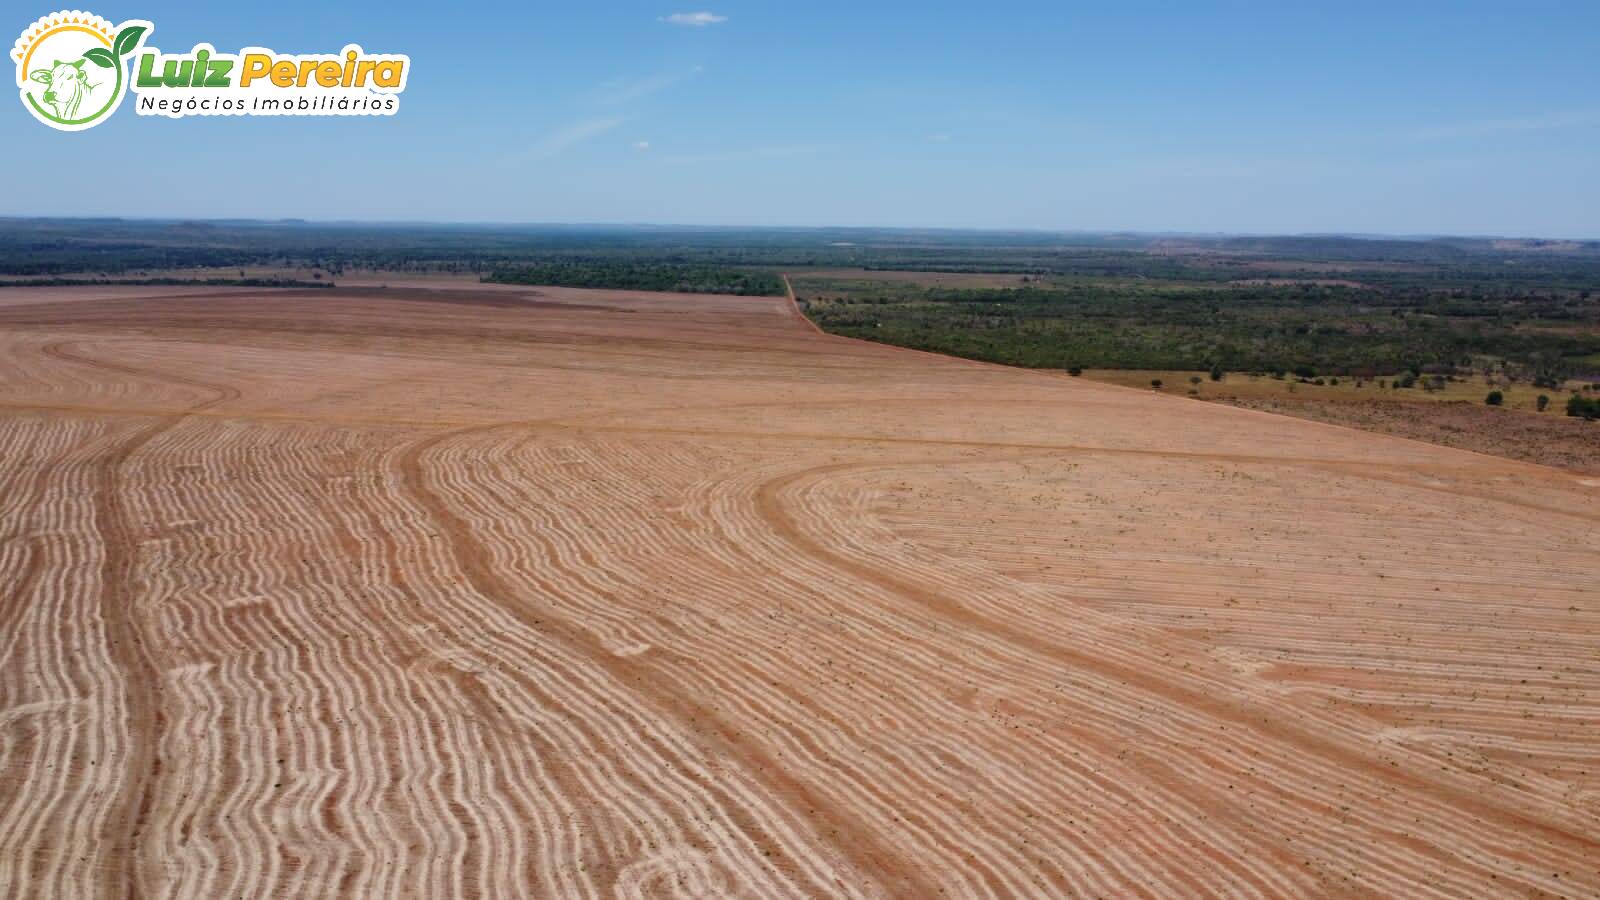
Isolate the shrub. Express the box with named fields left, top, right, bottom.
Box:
left=1067, top=366, right=1082, bottom=376
left=1150, top=378, right=1163, bottom=390
left=1189, top=376, right=1202, bottom=385
left=1568, top=394, right=1600, bottom=420
left=1536, top=394, right=1550, bottom=412
left=1485, top=391, right=1503, bottom=406
left=1209, top=364, right=1224, bottom=382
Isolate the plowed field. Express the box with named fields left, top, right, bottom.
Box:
left=1, top=281, right=1596, bottom=897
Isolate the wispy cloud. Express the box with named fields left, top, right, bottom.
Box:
left=525, top=116, right=625, bottom=162
left=591, top=71, right=689, bottom=106
left=1408, top=110, right=1600, bottom=141
left=661, top=144, right=831, bottom=165
left=927, top=133, right=952, bottom=143
left=661, top=11, right=726, bottom=26
left=634, top=140, right=651, bottom=151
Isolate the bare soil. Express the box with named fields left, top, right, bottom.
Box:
left=1, top=282, right=1596, bottom=897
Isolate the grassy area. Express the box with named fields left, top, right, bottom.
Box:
left=1077, top=369, right=1580, bottom=414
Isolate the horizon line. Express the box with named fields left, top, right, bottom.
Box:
left=1, top=214, right=1596, bottom=244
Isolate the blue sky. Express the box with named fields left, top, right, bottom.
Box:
left=5, top=1, right=1599, bottom=236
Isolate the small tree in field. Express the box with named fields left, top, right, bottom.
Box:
left=1209, top=364, right=1224, bottom=382
left=1485, top=390, right=1503, bottom=406
left=1536, top=394, right=1550, bottom=412
left=1569, top=394, right=1600, bottom=420
left=1150, top=378, right=1163, bottom=390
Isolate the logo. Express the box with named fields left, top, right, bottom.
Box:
left=14, top=9, right=409, bottom=131
left=13, top=10, right=149, bottom=130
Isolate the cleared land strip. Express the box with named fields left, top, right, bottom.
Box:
left=0, top=284, right=1595, bottom=897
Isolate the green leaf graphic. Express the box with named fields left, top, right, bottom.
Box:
left=82, top=47, right=115, bottom=68
left=113, top=25, right=147, bottom=58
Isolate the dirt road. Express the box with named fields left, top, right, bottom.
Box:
left=0, top=281, right=1595, bottom=897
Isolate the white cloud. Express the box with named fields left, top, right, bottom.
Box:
left=634, top=141, right=651, bottom=151
left=662, top=11, right=726, bottom=26
left=927, top=133, right=952, bottom=143
left=525, top=116, right=626, bottom=162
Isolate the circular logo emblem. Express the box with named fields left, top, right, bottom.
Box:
left=12, top=10, right=151, bottom=131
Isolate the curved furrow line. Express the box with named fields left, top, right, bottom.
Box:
left=685, top=459, right=1264, bottom=893
left=439, top=435, right=1313, bottom=896
left=0, top=336, right=86, bottom=404
left=469, top=438, right=1052, bottom=894
left=397, top=426, right=912, bottom=896
left=412, top=456, right=863, bottom=897
left=135, top=421, right=518, bottom=898
left=419, top=446, right=738, bottom=875
left=707, top=454, right=1491, bottom=890
left=740, top=482, right=1505, bottom=895
left=6, top=284, right=1596, bottom=896
left=812, top=461, right=1600, bottom=890
left=454, top=434, right=1083, bottom=895
left=307, top=425, right=838, bottom=890
left=502, top=438, right=1145, bottom=894
left=12, top=336, right=248, bottom=898
left=0, top=417, right=139, bottom=898
left=662, top=453, right=1328, bottom=895
left=330, top=455, right=580, bottom=899
left=560, top=438, right=1330, bottom=896
left=764, top=458, right=1596, bottom=894
left=860, top=458, right=1600, bottom=794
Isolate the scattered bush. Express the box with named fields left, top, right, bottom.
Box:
left=1209, top=364, right=1224, bottom=382
left=1536, top=394, right=1550, bottom=412
left=1485, top=390, right=1503, bottom=406
left=1568, top=394, right=1600, bottom=420
left=1150, top=378, right=1163, bottom=390
left=1067, top=366, right=1082, bottom=376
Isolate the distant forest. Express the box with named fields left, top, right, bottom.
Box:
left=2, top=217, right=1598, bottom=379
left=485, top=263, right=783, bottom=296
left=4, top=217, right=1597, bottom=281
left=794, top=278, right=1599, bottom=379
